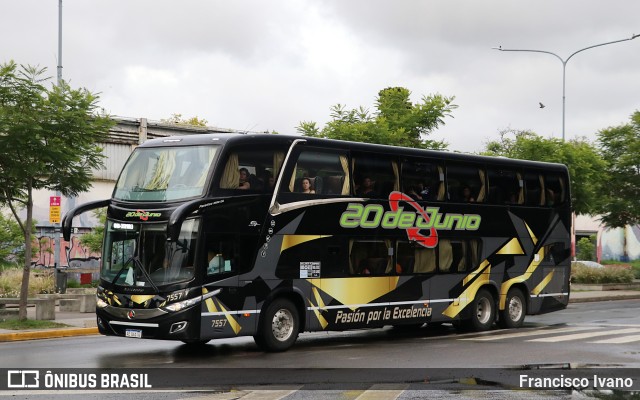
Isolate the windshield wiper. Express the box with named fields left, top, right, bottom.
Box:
left=111, top=256, right=135, bottom=285
left=111, top=256, right=159, bottom=292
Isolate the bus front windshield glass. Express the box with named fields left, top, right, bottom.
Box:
left=114, top=145, right=219, bottom=202
left=101, top=220, right=199, bottom=287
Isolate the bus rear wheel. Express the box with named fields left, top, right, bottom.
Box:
left=254, top=298, right=299, bottom=352
left=466, top=289, right=495, bottom=332
left=499, top=288, right=526, bottom=329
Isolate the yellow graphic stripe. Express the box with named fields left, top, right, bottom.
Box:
left=216, top=301, right=242, bottom=335
left=499, top=247, right=545, bottom=309
left=496, top=238, right=524, bottom=255
left=281, top=235, right=332, bottom=253
left=312, top=287, right=326, bottom=309
left=202, top=288, right=218, bottom=313
left=532, top=270, right=554, bottom=296
left=525, top=222, right=538, bottom=245
left=309, top=288, right=329, bottom=329
left=442, top=265, right=491, bottom=318
left=463, top=260, right=491, bottom=286
left=130, top=295, right=155, bottom=304
left=308, top=277, right=399, bottom=311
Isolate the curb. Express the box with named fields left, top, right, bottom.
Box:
left=569, top=294, right=640, bottom=304
left=0, top=327, right=99, bottom=342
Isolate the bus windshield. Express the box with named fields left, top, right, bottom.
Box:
left=114, top=145, right=219, bottom=202
left=101, top=219, right=199, bottom=287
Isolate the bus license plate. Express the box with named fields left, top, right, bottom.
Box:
left=125, top=329, right=142, bottom=338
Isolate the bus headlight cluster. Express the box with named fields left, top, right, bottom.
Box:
left=97, top=297, right=109, bottom=308
left=163, top=296, right=202, bottom=312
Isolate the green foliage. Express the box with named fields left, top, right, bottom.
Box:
left=0, top=60, right=113, bottom=319
left=576, top=236, right=596, bottom=261
left=482, top=129, right=606, bottom=215
left=571, top=262, right=634, bottom=284
left=0, top=268, right=55, bottom=298
left=79, top=208, right=106, bottom=254
left=0, top=319, right=69, bottom=329
left=161, top=113, right=208, bottom=127
left=595, top=111, right=640, bottom=228
left=0, top=212, right=24, bottom=266
left=298, top=87, right=457, bottom=149
left=601, top=260, right=640, bottom=279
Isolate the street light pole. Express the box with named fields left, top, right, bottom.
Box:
left=493, top=33, right=639, bottom=141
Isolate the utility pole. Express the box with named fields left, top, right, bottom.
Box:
left=54, top=0, right=63, bottom=276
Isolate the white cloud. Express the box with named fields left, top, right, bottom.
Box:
left=2, top=0, right=639, bottom=153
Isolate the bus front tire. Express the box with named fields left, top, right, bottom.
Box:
left=499, top=288, right=526, bottom=329
left=254, top=298, right=299, bottom=352
left=467, top=289, right=495, bottom=332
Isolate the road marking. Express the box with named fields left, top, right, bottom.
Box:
left=459, top=326, right=598, bottom=341
left=529, top=328, right=640, bottom=342
left=354, top=384, right=408, bottom=400
left=589, top=334, right=640, bottom=344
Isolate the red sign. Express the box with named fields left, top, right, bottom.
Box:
left=49, top=196, right=61, bottom=224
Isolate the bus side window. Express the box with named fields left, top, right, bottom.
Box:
left=349, top=240, right=392, bottom=275
left=525, top=172, right=545, bottom=206
left=353, top=153, right=399, bottom=199
left=218, top=148, right=286, bottom=192
left=400, top=159, right=442, bottom=202
left=445, top=164, right=485, bottom=203
left=544, top=173, right=566, bottom=206
left=487, top=168, right=523, bottom=205
left=281, top=150, right=350, bottom=201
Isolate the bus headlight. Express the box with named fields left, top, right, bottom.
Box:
left=163, top=296, right=202, bottom=312
left=97, top=297, right=109, bottom=308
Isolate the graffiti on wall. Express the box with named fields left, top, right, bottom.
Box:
left=31, top=234, right=101, bottom=269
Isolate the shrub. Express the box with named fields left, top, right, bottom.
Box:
left=576, top=236, right=596, bottom=261
left=0, top=268, right=55, bottom=298
left=571, top=261, right=634, bottom=284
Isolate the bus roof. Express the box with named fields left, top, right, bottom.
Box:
left=139, top=133, right=568, bottom=173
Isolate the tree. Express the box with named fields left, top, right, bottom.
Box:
left=161, top=113, right=208, bottom=127
left=0, top=61, right=113, bottom=319
left=482, top=129, right=606, bottom=215
left=79, top=208, right=106, bottom=254
left=0, top=212, right=25, bottom=268
left=297, top=87, right=457, bottom=150
left=596, top=111, right=640, bottom=228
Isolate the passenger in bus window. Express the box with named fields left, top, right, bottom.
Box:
left=462, top=186, right=475, bottom=202
left=356, top=177, right=376, bottom=197
left=238, top=168, right=251, bottom=190
left=546, top=188, right=556, bottom=206
left=406, top=185, right=423, bottom=201
left=300, top=177, right=315, bottom=194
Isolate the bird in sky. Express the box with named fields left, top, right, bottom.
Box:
left=539, top=102, right=545, bottom=109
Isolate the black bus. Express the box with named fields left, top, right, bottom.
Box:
left=63, top=134, right=571, bottom=351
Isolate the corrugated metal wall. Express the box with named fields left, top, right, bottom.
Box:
left=91, top=117, right=241, bottom=182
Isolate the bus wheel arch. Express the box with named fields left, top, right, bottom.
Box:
left=254, top=292, right=304, bottom=352
left=499, top=286, right=527, bottom=329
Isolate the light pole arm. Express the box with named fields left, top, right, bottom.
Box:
left=566, top=34, right=640, bottom=64
left=492, top=47, right=564, bottom=64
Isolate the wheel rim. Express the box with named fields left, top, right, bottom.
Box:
left=476, top=297, right=492, bottom=324
left=507, top=295, right=523, bottom=322
left=271, top=308, right=294, bottom=342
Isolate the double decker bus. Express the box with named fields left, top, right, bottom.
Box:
left=63, top=134, right=571, bottom=351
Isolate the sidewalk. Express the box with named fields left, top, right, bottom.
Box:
left=1, top=290, right=639, bottom=342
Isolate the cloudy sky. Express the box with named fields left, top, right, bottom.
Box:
left=2, top=0, right=639, bottom=152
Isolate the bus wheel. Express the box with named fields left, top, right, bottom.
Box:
left=468, top=289, right=495, bottom=331
left=255, top=298, right=299, bottom=352
left=499, top=288, right=526, bottom=329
